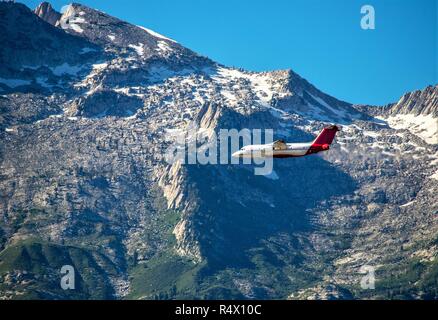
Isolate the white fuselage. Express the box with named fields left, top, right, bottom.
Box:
left=232, top=125, right=339, bottom=159
left=232, top=142, right=313, bottom=158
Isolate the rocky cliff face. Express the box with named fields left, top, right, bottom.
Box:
left=362, top=85, right=438, bottom=117
left=358, top=86, right=438, bottom=145
left=0, top=2, right=437, bottom=300
left=34, top=2, right=61, bottom=26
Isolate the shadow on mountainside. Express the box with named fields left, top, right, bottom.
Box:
left=182, top=108, right=358, bottom=276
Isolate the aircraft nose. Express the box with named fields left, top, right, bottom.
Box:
left=232, top=150, right=242, bottom=158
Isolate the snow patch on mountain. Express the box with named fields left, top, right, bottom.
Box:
left=51, top=63, right=84, bottom=76
left=307, top=91, right=341, bottom=116
left=157, top=41, right=173, bottom=54
left=137, top=25, right=177, bottom=43
left=0, top=77, right=31, bottom=88
left=59, top=4, right=86, bottom=33
left=129, top=43, right=145, bottom=56
left=79, top=47, right=96, bottom=54
left=379, top=114, right=438, bottom=144
left=211, top=67, right=276, bottom=108
left=36, top=77, right=53, bottom=88
left=400, top=200, right=416, bottom=207
left=363, top=130, right=381, bottom=138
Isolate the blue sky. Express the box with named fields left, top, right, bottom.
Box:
left=21, top=0, right=437, bottom=105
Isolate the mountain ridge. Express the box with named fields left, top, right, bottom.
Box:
left=34, top=1, right=61, bottom=26
left=0, top=1, right=437, bottom=300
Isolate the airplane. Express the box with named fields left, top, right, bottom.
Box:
left=232, top=125, right=341, bottom=158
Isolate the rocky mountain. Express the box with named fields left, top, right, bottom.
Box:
left=0, top=2, right=437, bottom=300
left=34, top=2, right=60, bottom=26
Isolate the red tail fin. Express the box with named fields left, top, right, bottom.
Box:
left=311, top=125, right=340, bottom=147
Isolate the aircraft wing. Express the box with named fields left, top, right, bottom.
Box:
left=273, top=139, right=287, bottom=150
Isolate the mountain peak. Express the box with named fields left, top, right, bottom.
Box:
left=0, top=0, right=96, bottom=72
left=34, top=2, right=61, bottom=26
left=390, top=84, right=438, bottom=116
left=52, top=2, right=213, bottom=69
left=56, top=3, right=169, bottom=47
left=1, top=1, right=437, bottom=301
